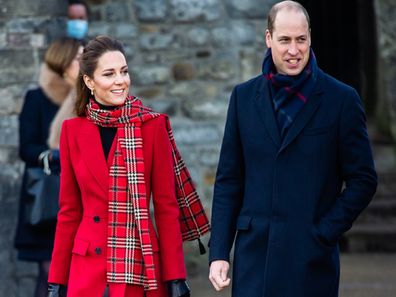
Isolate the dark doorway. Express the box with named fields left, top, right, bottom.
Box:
left=299, top=0, right=378, bottom=117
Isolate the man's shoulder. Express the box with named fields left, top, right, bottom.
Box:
left=320, top=70, right=356, bottom=94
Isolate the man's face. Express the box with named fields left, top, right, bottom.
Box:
left=68, top=4, right=88, bottom=20
left=265, top=9, right=311, bottom=76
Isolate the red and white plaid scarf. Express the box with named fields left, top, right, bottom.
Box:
left=86, top=96, right=210, bottom=290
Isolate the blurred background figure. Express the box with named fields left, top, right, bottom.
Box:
left=14, top=37, right=83, bottom=297
left=67, top=0, right=89, bottom=40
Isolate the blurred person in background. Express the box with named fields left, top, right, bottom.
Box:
left=47, top=35, right=209, bottom=297
left=14, top=37, right=83, bottom=297
left=67, top=0, right=89, bottom=40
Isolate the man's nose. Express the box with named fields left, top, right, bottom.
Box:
left=288, top=42, right=298, bottom=55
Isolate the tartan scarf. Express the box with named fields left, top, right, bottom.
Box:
left=262, top=48, right=318, bottom=137
left=86, top=96, right=210, bottom=290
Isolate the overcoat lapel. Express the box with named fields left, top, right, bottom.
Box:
left=77, top=120, right=109, bottom=195
left=279, top=72, right=325, bottom=153
left=255, top=77, right=281, bottom=148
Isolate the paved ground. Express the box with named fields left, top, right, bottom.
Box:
left=187, top=253, right=396, bottom=297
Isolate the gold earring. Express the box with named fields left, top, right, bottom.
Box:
left=91, top=89, right=94, bottom=96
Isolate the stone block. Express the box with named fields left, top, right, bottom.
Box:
left=170, top=0, right=221, bottom=22
left=0, top=85, right=26, bottom=115
left=169, top=82, right=197, bottom=97
left=231, top=21, right=257, bottom=45
left=198, top=147, right=221, bottom=167
left=187, top=27, right=210, bottom=47
left=146, top=99, right=178, bottom=116
left=171, top=121, right=221, bottom=145
left=226, top=0, right=274, bottom=18
left=30, top=34, right=45, bottom=48
left=182, top=98, right=228, bottom=120
left=211, top=27, right=233, bottom=47
left=135, top=87, right=163, bottom=100
left=197, top=52, right=239, bottom=80
left=240, top=48, right=261, bottom=82
left=88, top=22, right=111, bottom=37
left=0, top=116, right=18, bottom=147
left=7, top=33, right=30, bottom=48
left=139, top=33, right=175, bottom=50
left=114, top=23, right=137, bottom=38
left=133, top=66, right=170, bottom=85
left=134, top=0, right=167, bottom=21
left=105, top=3, right=132, bottom=22
left=172, top=62, right=195, bottom=81
left=4, top=1, right=66, bottom=18
left=0, top=50, right=37, bottom=87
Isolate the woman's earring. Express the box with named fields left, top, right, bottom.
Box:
left=91, top=89, right=94, bottom=96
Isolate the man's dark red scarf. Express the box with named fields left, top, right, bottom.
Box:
left=262, top=48, right=318, bottom=137
left=86, top=96, right=210, bottom=290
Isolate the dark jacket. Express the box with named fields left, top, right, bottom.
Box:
left=14, top=88, right=59, bottom=261
left=209, top=69, right=377, bottom=297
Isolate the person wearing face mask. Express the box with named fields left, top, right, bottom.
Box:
left=47, top=35, right=210, bottom=297
left=14, top=37, right=83, bottom=297
left=67, top=0, right=89, bottom=40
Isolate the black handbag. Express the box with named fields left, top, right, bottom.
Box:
left=25, top=150, right=60, bottom=226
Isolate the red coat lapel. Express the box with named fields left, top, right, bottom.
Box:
left=76, top=119, right=109, bottom=195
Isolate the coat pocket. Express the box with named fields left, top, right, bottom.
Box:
left=72, top=238, right=90, bottom=256
left=236, top=216, right=252, bottom=231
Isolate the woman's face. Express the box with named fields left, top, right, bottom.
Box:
left=64, top=45, right=83, bottom=86
left=84, top=50, right=130, bottom=106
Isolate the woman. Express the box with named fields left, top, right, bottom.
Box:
left=48, top=35, right=209, bottom=297
left=14, top=37, right=83, bottom=297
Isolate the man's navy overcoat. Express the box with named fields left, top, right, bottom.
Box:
left=209, top=69, right=377, bottom=297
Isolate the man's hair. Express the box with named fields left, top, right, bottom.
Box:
left=44, top=37, right=82, bottom=77
left=267, top=1, right=310, bottom=35
left=68, top=0, right=90, bottom=17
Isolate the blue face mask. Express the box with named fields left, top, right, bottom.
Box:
left=67, top=20, right=88, bottom=40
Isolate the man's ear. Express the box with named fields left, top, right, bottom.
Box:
left=265, top=29, right=272, bottom=48
left=83, top=74, right=93, bottom=90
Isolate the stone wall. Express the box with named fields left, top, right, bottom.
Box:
left=0, top=0, right=273, bottom=295
left=374, top=0, right=396, bottom=141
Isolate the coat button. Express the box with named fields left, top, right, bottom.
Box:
left=93, top=216, right=100, bottom=223
left=95, top=247, right=102, bottom=255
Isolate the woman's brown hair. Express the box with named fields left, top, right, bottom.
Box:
left=44, top=37, right=82, bottom=77
left=75, top=35, right=126, bottom=117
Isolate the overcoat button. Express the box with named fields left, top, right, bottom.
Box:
left=95, top=247, right=102, bottom=255
left=93, top=216, right=100, bottom=222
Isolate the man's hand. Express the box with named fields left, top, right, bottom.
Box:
left=209, top=260, right=231, bottom=291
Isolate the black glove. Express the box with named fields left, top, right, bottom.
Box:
left=167, top=279, right=190, bottom=297
left=48, top=283, right=67, bottom=297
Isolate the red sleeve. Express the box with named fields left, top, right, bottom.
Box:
left=152, top=116, right=187, bottom=281
left=48, top=120, right=83, bottom=284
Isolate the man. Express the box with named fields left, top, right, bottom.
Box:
left=67, top=0, right=89, bottom=40
left=208, top=1, right=377, bottom=297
